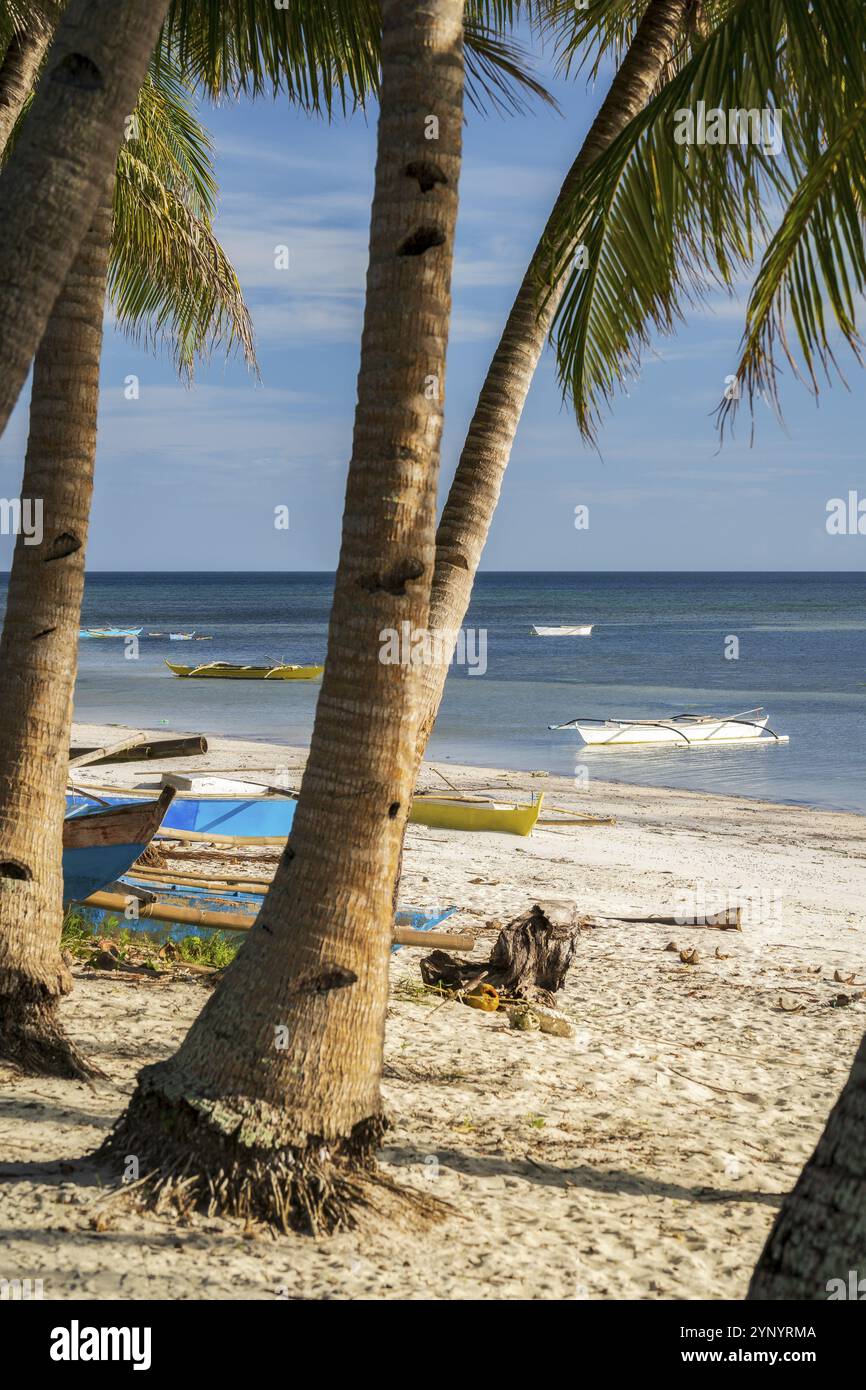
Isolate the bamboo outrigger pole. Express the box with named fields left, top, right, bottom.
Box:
left=78, top=891, right=474, bottom=951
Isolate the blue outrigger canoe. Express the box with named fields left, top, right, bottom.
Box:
left=66, top=786, right=297, bottom=842
left=62, top=788, right=176, bottom=902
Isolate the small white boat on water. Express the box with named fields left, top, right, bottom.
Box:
left=549, top=707, right=789, bottom=747
left=531, top=624, right=593, bottom=637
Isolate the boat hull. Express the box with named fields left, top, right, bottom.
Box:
left=62, top=788, right=175, bottom=901
left=574, top=717, right=771, bottom=746
left=410, top=794, right=543, bottom=835
left=165, top=660, right=323, bottom=680
left=531, top=625, right=592, bottom=636
left=67, top=787, right=296, bottom=842
left=68, top=782, right=543, bottom=841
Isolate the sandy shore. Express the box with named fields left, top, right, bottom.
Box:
left=2, top=720, right=865, bottom=1300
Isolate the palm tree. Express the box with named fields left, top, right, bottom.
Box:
left=98, top=0, right=466, bottom=1236
left=0, top=60, right=256, bottom=1077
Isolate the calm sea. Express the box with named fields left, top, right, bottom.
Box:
left=14, top=571, right=866, bottom=814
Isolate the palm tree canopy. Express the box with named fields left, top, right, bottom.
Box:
left=541, top=0, right=866, bottom=439
left=160, top=0, right=558, bottom=115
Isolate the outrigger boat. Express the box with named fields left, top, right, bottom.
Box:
left=531, top=625, right=592, bottom=637
left=165, top=660, right=323, bottom=680
left=67, top=777, right=544, bottom=841
left=410, top=792, right=543, bottom=835
left=62, top=787, right=176, bottom=901
left=79, top=626, right=142, bottom=639
left=550, top=707, right=789, bottom=747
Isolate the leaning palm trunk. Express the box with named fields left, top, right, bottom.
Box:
left=99, top=0, right=466, bottom=1235
left=0, top=191, right=112, bottom=1078
left=412, top=0, right=689, bottom=761
left=748, top=1033, right=866, bottom=1300
left=0, top=12, right=54, bottom=151
left=0, top=0, right=170, bottom=444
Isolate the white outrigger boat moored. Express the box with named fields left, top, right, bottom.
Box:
left=531, top=624, right=593, bottom=637
left=549, top=707, right=789, bottom=747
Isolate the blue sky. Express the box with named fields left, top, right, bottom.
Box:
left=1, top=32, right=864, bottom=571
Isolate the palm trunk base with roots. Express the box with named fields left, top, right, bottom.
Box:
left=0, top=980, right=103, bottom=1081
left=95, top=1077, right=450, bottom=1236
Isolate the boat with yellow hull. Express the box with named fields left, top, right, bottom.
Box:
left=409, top=793, right=543, bottom=836
left=165, top=660, right=324, bottom=680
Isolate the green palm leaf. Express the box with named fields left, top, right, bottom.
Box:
left=719, top=93, right=866, bottom=435
left=160, top=0, right=557, bottom=116
left=544, top=0, right=866, bottom=440
left=112, top=57, right=257, bottom=378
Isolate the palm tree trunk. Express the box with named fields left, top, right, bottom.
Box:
left=412, top=0, right=690, bottom=761
left=0, top=0, right=169, bottom=445
left=99, top=0, right=466, bottom=1236
left=748, top=1033, right=866, bottom=1299
left=0, top=188, right=112, bottom=1079
left=0, top=14, right=54, bottom=152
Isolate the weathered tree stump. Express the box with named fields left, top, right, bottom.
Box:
left=420, top=903, right=579, bottom=1006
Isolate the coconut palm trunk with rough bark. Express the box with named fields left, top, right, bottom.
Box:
left=411, top=0, right=689, bottom=764
left=98, top=0, right=466, bottom=1236
left=0, top=0, right=170, bottom=444
left=0, top=12, right=55, bottom=150
left=747, top=1033, right=866, bottom=1300
left=0, top=191, right=112, bottom=1078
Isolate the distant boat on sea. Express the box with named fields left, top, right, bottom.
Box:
left=531, top=624, right=593, bottom=637
left=164, top=660, right=323, bottom=680
left=79, top=626, right=142, bottom=639
left=549, top=708, right=789, bottom=747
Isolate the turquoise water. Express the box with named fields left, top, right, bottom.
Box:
left=44, top=571, right=866, bottom=813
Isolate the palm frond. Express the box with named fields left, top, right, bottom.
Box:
left=544, top=0, right=866, bottom=441
left=548, top=0, right=734, bottom=82
left=463, top=22, right=559, bottom=117
left=111, top=150, right=257, bottom=379
left=159, top=0, right=558, bottom=117
left=718, top=94, right=866, bottom=436
left=112, top=56, right=257, bottom=378
left=129, top=62, right=217, bottom=219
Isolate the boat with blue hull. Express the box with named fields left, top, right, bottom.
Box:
left=62, top=788, right=176, bottom=902
left=66, top=785, right=296, bottom=842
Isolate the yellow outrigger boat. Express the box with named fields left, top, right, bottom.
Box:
left=165, top=660, right=324, bottom=680
left=409, top=793, right=543, bottom=836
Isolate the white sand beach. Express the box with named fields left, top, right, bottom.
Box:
left=2, top=721, right=865, bottom=1300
